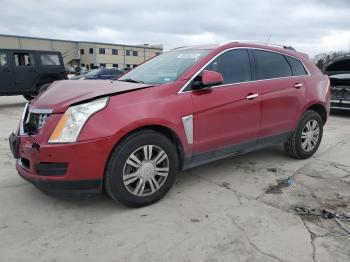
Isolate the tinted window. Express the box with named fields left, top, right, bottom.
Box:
left=205, top=49, right=251, bottom=85
left=285, top=56, right=307, bottom=76
left=40, top=54, right=60, bottom=66
left=254, top=50, right=292, bottom=80
left=108, top=69, right=122, bottom=75
left=0, top=53, right=7, bottom=66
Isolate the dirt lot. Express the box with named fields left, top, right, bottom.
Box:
left=1, top=95, right=350, bottom=262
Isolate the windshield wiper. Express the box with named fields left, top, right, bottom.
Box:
left=118, top=78, right=144, bottom=84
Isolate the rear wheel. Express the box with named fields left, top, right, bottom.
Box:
left=23, top=94, right=36, bottom=101
left=284, top=110, right=323, bottom=159
left=38, top=83, right=51, bottom=94
left=105, top=130, right=178, bottom=207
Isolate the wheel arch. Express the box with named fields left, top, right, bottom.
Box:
left=306, top=103, right=327, bottom=125
left=103, top=124, right=187, bottom=185
left=34, top=74, right=58, bottom=90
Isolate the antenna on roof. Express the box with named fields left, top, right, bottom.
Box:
left=265, top=34, right=271, bottom=45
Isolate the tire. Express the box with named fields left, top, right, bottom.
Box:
left=105, top=130, right=179, bottom=207
left=38, top=83, right=51, bottom=94
left=23, top=94, right=36, bottom=101
left=284, top=110, right=323, bottom=159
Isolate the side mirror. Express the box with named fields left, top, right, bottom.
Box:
left=192, top=70, right=223, bottom=90
left=202, top=70, right=223, bottom=87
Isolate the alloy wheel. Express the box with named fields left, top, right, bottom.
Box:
left=122, top=145, right=169, bottom=197
left=301, top=120, right=320, bottom=152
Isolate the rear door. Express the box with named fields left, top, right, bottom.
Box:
left=251, top=49, right=307, bottom=141
left=12, top=51, right=37, bottom=91
left=0, top=51, right=14, bottom=92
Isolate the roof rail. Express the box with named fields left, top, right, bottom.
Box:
left=219, top=40, right=295, bottom=51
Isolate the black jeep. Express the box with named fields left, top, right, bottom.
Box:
left=0, top=49, right=67, bottom=100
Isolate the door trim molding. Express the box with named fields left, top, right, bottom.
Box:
left=182, top=131, right=293, bottom=170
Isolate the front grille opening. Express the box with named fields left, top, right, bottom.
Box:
left=23, top=113, right=50, bottom=135
left=21, top=158, right=30, bottom=169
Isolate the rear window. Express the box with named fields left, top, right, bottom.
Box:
left=285, top=56, right=308, bottom=76
left=0, top=53, right=7, bottom=66
left=253, top=50, right=292, bottom=80
left=40, top=54, right=61, bottom=66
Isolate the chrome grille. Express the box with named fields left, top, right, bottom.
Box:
left=20, top=104, right=52, bottom=135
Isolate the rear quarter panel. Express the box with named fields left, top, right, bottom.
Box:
left=297, top=60, right=330, bottom=127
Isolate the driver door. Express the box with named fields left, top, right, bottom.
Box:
left=190, top=49, right=261, bottom=155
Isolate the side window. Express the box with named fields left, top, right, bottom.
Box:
left=40, top=54, right=61, bottom=66
left=204, top=49, right=252, bottom=85
left=105, top=69, right=115, bottom=75
left=253, top=50, right=292, bottom=80
left=0, top=53, right=7, bottom=66
left=14, top=53, right=34, bottom=66
left=285, top=56, right=308, bottom=76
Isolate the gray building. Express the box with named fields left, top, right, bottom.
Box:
left=0, top=34, right=163, bottom=69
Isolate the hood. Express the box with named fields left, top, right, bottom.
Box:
left=329, top=73, right=350, bottom=80
left=31, top=80, right=153, bottom=113
left=330, top=74, right=350, bottom=86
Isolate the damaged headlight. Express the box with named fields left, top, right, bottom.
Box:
left=49, top=97, right=108, bottom=143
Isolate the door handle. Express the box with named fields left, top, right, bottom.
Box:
left=246, top=93, right=259, bottom=100
left=293, top=83, right=303, bottom=89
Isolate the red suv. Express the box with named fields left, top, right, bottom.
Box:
left=9, top=41, right=330, bottom=207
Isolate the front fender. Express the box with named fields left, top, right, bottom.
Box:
left=77, top=91, right=193, bottom=155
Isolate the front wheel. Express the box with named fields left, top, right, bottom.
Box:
left=105, top=130, right=178, bottom=207
left=284, top=110, right=323, bottom=159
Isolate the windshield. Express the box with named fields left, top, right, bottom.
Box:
left=119, top=49, right=210, bottom=84
left=84, top=69, right=101, bottom=77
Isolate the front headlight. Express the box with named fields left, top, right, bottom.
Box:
left=49, top=97, right=108, bottom=143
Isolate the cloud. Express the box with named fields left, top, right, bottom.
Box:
left=0, top=0, right=349, bottom=56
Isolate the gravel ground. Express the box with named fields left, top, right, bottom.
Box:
left=1, top=95, right=349, bottom=262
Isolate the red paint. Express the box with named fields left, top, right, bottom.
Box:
left=201, top=70, right=224, bottom=86
left=15, top=42, right=330, bottom=187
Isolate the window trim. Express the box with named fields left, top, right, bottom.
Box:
left=177, top=47, right=310, bottom=94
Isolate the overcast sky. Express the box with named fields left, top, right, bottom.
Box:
left=0, top=0, right=349, bottom=57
